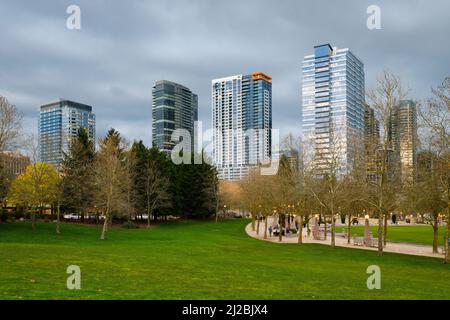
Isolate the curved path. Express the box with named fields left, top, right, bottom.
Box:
left=246, top=218, right=444, bottom=259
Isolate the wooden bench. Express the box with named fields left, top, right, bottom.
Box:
left=353, top=236, right=364, bottom=246
left=370, top=238, right=379, bottom=247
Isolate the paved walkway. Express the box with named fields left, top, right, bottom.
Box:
left=246, top=218, right=445, bottom=259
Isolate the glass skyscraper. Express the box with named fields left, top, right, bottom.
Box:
left=39, top=99, right=95, bottom=168
left=389, top=100, right=417, bottom=183
left=301, top=44, right=365, bottom=174
left=212, top=72, right=272, bottom=180
left=152, top=80, right=198, bottom=152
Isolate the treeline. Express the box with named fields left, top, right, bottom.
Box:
left=1, top=117, right=218, bottom=239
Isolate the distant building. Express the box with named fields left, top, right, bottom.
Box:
left=389, top=100, right=418, bottom=183
left=152, top=80, right=198, bottom=153
left=212, top=72, right=272, bottom=180
left=39, top=99, right=95, bottom=169
left=301, top=44, right=365, bottom=175
left=0, top=151, right=30, bottom=179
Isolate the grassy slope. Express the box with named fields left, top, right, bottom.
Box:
left=0, top=220, right=449, bottom=300
left=338, top=225, right=446, bottom=246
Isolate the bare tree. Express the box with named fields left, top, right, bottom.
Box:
left=0, top=97, right=23, bottom=213
left=0, top=96, right=22, bottom=153
left=418, top=77, right=449, bottom=258
left=240, top=169, right=264, bottom=232
left=123, top=144, right=138, bottom=222
left=94, top=134, right=127, bottom=240
left=142, top=159, right=171, bottom=228
left=308, top=121, right=349, bottom=248
left=366, top=70, right=406, bottom=255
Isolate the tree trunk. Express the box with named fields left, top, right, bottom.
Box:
left=445, top=213, right=449, bottom=263
left=256, top=213, right=260, bottom=235
left=432, top=214, right=439, bottom=253
left=100, top=215, right=108, bottom=240
left=56, top=202, right=61, bottom=235
left=378, top=212, right=383, bottom=255
left=215, top=201, right=219, bottom=224
left=298, top=215, right=303, bottom=244
left=31, top=210, right=36, bottom=230
left=278, top=215, right=283, bottom=242
left=383, top=213, right=388, bottom=247
left=324, top=215, right=327, bottom=241
left=147, top=204, right=151, bottom=228
left=251, top=213, right=255, bottom=231
left=263, top=214, right=268, bottom=239
left=331, top=213, right=335, bottom=248
left=347, top=213, right=351, bottom=244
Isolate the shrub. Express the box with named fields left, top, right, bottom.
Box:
left=1, top=209, right=9, bottom=223
left=122, top=221, right=139, bottom=229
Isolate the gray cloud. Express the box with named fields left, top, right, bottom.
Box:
left=0, top=0, right=449, bottom=146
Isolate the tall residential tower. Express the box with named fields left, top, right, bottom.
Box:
left=389, top=100, right=418, bottom=183
left=301, top=44, right=365, bottom=174
left=212, top=72, right=272, bottom=180
left=39, top=99, right=95, bottom=168
left=152, top=80, right=198, bottom=152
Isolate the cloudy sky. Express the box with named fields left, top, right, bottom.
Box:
left=1, top=0, right=449, bottom=146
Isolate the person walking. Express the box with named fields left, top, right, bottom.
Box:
left=268, top=225, right=273, bottom=237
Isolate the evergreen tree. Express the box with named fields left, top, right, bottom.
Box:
left=60, top=128, right=95, bottom=222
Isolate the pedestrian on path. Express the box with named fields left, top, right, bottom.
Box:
left=269, top=225, right=273, bottom=237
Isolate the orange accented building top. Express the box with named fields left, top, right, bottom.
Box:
left=251, top=72, right=272, bottom=83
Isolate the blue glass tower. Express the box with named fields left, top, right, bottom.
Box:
left=301, top=44, right=365, bottom=173
left=39, top=99, right=95, bottom=168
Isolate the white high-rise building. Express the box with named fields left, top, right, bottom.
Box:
left=212, top=72, right=272, bottom=180
left=301, top=44, right=365, bottom=174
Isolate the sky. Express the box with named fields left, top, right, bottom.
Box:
left=0, top=0, right=449, bottom=146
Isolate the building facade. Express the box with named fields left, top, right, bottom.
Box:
left=152, top=80, right=198, bottom=153
left=212, top=72, right=272, bottom=180
left=0, top=151, right=30, bottom=179
left=39, top=99, right=95, bottom=168
left=301, top=43, right=365, bottom=174
left=389, top=100, right=418, bottom=183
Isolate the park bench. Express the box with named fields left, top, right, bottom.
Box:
left=353, top=236, right=364, bottom=246
left=335, top=232, right=347, bottom=238
left=370, top=238, right=379, bottom=247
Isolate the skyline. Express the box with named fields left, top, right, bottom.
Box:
left=1, top=0, right=449, bottom=145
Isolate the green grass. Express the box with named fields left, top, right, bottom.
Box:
left=0, top=219, right=449, bottom=300
left=336, top=225, right=446, bottom=246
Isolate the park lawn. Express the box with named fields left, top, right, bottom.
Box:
left=340, top=225, right=447, bottom=246
left=0, top=219, right=449, bottom=300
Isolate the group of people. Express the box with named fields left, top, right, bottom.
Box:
left=268, top=222, right=301, bottom=238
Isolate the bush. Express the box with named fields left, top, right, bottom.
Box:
left=1, top=210, right=9, bottom=223
left=14, top=209, right=26, bottom=220
left=122, top=221, right=139, bottom=229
